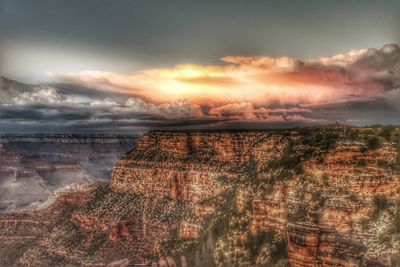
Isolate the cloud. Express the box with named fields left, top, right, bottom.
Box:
left=209, top=102, right=259, bottom=120
left=3, top=44, right=400, bottom=132
left=208, top=102, right=316, bottom=123
left=384, top=88, right=400, bottom=110
left=311, top=49, right=367, bottom=66
left=124, top=98, right=204, bottom=119
left=89, top=98, right=120, bottom=107
left=0, top=77, right=81, bottom=107
left=56, top=44, right=400, bottom=109
left=10, top=86, right=69, bottom=105
left=221, top=56, right=300, bottom=69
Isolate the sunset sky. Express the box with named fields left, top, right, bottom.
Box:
left=1, top=0, right=400, bottom=133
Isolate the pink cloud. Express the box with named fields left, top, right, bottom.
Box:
left=53, top=44, right=400, bottom=124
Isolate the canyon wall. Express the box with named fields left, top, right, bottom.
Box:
left=0, top=135, right=137, bottom=212
left=1, top=128, right=400, bottom=266
left=110, top=129, right=400, bottom=266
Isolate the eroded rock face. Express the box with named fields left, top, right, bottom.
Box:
left=1, top=128, right=400, bottom=266
left=0, top=184, right=194, bottom=266
left=248, top=142, right=400, bottom=267
left=111, top=131, right=267, bottom=200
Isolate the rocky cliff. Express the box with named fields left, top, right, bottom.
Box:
left=1, top=127, right=400, bottom=266
left=111, top=131, right=263, bottom=200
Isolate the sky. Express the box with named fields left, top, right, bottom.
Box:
left=1, top=0, right=400, bottom=133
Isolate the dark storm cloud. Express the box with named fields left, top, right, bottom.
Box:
left=53, top=83, right=133, bottom=100
left=0, top=106, right=224, bottom=134
left=307, top=99, right=400, bottom=126
left=0, top=105, right=91, bottom=121
left=2, top=0, right=400, bottom=81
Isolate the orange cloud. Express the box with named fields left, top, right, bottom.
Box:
left=57, top=49, right=384, bottom=109
left=208, top=102, right=314, bottom=121
left=55, top=46, right=395, bottom=115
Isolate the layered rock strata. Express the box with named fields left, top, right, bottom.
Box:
left=1, top=128, right=400, bottom=266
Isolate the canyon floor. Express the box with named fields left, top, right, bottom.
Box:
left=1, top=126, right=400, bottom=266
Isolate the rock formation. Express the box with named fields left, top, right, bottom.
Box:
left=1, top=127, right=400, bottom=266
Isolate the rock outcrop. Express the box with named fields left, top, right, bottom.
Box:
left=111, top=131, right=265, bottom=200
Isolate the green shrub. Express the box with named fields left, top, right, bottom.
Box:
left=317, top=156, right=324, bottom=164
left=367, top=136, right=381, bottom=150
left=294, top=164, right=305, bottom=175
left=245, top=157, right=258, bottom=181
left=380, top=126, right=395, bottom=141
left=359, top=217, right=371, bottom=230
left=245, top=231, right=274, bottom=260
left=377, top=159, right=389, bottom=168
left=270, top=238, right=289, bottom=263
left=374, top=195, right=389, bottom=212
left=217, top=175, right=229, bottom=184
left=357, top=159, right=367, bottom=167
left=348, top=129, right=360, bottom=141
left=322, top=174, right=329, bottom=186
left=211, top=216, right=229, bottom=237
left=275, top=169, right=294, bottom=181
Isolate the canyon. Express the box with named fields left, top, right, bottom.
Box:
left=0, top=135, right=137, bottom=211
left=1, top=127, right=400, bottom=266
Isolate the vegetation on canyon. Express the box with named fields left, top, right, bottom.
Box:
left=1, top=125, right=400, bottom=266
